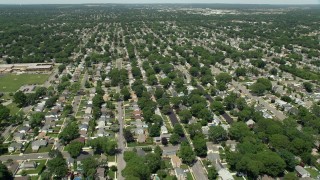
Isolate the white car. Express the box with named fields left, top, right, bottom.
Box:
left=37, top=156, right=43, bottom=159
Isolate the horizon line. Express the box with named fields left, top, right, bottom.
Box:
left=0, top=3, right=319, bottom=5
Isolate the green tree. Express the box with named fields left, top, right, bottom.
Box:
left=30, top=112, right=45, bottom=128
left=193, top=135, right=207, bottom=157
left=303, top=82, right=313, bottom=93
left=229, top=122, right=251, bottom=142
left=0, top=104, right=10, bottom=122
left=67, top=141, right=84, bottom=158
left=82, top=157, right=99, bottom=178
left=59, top=122, right=79, bottom=144
left=178, top=109, right=192, bottom=124
left=169, top=133, right=180, bottom=145
left=209, top=126, right=228, bottom=143
left=121, top=87, right=131, bottom=101
left=207, top=166, right=218, bottom=180
left=13, top=91, right=27, bottom=107
left=173, top=124, right=184, bottom=137
left=145, top=153, right=161, bottom=173
left=211, top=101, right=225, bottom=115
left=0, top=162, right=13, bottom=180
left=179, top=142, right=195, bottom=166
left=47, top=154, right=68, bottom=178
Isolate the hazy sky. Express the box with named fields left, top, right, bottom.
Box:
left=1, top=0, right=319, bottom=4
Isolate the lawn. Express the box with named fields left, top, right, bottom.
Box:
left=108, top=155, right=116, bottom=162
left=0, top=74, right=50, bottom=92
left=306, top=167, right=320, bottom=178
left=6, top=102, right=21, bottom=115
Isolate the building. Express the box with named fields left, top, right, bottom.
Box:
left=295, top=166, right=310, bottom=178
left=8, top=142, right=22, bottom=153
left=0, top=63, right=53, bottom=73
left=31, top=140, right=48, bottom=152
left=20, top=161, right=37, bottom=169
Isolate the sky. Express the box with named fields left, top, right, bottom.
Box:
left=0, top=0, right=319, bottom=5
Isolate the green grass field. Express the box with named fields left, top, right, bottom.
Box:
left=0, top=74, right=50, bottom=92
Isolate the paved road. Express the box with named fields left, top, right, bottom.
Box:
left=116, top=86, right=126, bottom=180
left=191, top=159, right=209, bottom=180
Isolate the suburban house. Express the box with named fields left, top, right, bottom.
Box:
left=31, top=140, right=48, bottom=152
left=295, top=166, right=310, bottom=178
left=20, top=161, right=37, bottom=169
left=8, top=142, right=23, bottom=153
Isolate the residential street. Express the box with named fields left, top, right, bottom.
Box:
left=116, top=86, right=126, bottom=180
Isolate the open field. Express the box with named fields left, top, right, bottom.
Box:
left=0, top=74, right=50, bottom=92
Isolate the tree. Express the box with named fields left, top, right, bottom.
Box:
left=154, top=145, right=162, bottom=156
left=229, top=122, right=251, bottom=142
left=235, top=67, right=246, bottom=77
left=178, top=109, right=192, bottom=124
left=0, top=104, right=10, bottom=122
left=0, top=162, right=13, bottom=180
left=211, top=101, right=225, bottom=115
left=67, top=141, right=84, bottom=158
left=179, top=142, right=195, bottom=166
left=207, top=166, right=218, bottom=180
left=193, top=135, right=207, bottom=157
left=82, top=157, right=99, bottom=178
left=169, top=133, right=180, bottom=145
left=269, top=134, right=290, bottom=150
left=124, top=129, right=134, bottom=143
left=149, top=124, right=160, bottom=137
left=47, top=154, right=68, bottom=178
left=188, top=123, right=202, bottom=139
left=311, top=103, right=320, bottom=117
left=161, top=137, right=168, bottom=146
left=30, top=112, right=45, bottom=128
left=303, top=82, right=313, bottom=93
left=250, top=83, right=266, bottom=96
left=58, top=64, right=66, bottom=74
left=13, top=91, right=27, bottom=107
left=269, top=68, right=278, bottom=75
left=59, top=122, right=79, bottom=144
left=173, top=124, right=184, bottom=137
left=209, top=126, right=228, bottom=143
left=121, top=87, right=131, bottom=101
left=256, top=78, right=272, bottom=91
left=256, top=151, right=286, bottom=177
left=145, top=153, right=161, bottom=173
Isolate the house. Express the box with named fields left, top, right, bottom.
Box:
left=79, top=124, right=89, bottom=132
left=295, top=166, right=310, bottom=178
left=174, top=168, right=187, bottom=180
left=96, top=167, right=106, bottom=180
left=66, top=157, right=75, bottom=168
left=19, top=126, right=30, bottom=134
left=13, top=132, right=25, bottom=142
left=20, top=161, right=37, bottom=169
left=163, top=148, right=178, bottom=157
left=135, top=127, right=144, bottom=135
left=137, top=134, right=146, bottom=143
left=96, top=128, right=107, bottom=137
left=161, top=126, right=168, bottom=134
left=8, top=142, right=22, bottom=153
left=245, top=119, right=255, bottom=128
left=226, top=140, right=237, bottom=152
left=31, top=140, right=48, bottom=152
left=171, top=155, right=182, bottom=168
left=218, top=169, right=234, bottom=180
